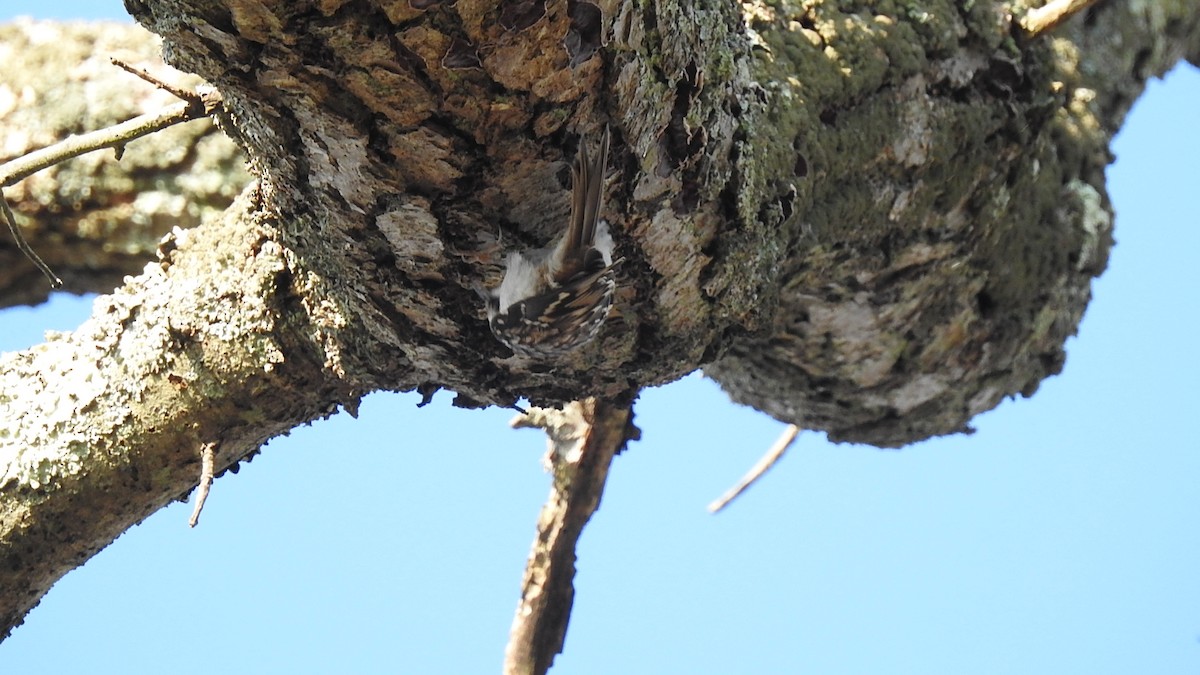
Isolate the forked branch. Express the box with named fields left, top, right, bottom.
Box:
left=0, top=60, right=224, bottom=288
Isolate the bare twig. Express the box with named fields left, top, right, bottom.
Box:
left=188, top=442, right=217, bottom=528
left=1021, top=0, right=1101, bottom=38
left=504, top=399, right=633, bottom=675
left=109, top=58, right=197, bottom=102
left=0, top=64, right=222, bottom=286
left=0, top=192, right=61, bottom=288
left=708, top=424, right=800, bottom=513
left=0, top=93, right=220, bottom=188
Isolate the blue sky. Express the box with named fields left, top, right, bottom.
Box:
left=2, top=4, right=1198, bottom=674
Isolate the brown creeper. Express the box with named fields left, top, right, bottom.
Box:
left=484, top=128, right=623, bottom=358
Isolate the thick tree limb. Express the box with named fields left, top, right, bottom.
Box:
left=2, top=0, right=1199, bottom=642
left=0, top=186, right=362, bottom=637
left=112, top=0, right=1200, bottom=445
left=705, top=0, right=1200, bottom=445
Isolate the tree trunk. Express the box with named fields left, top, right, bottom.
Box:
left=0, top=0, right=1196, bottom=638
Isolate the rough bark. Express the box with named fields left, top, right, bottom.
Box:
left=0, top=183, right=360, bottom=635
left=0, top=0, right=1197, bottom=638
left=706, top=0, right=1200, bottom=446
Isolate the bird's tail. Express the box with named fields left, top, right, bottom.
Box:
left=564, top=126, right=610, bottom=261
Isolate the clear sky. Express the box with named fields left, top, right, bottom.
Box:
left=2, top=4, right=1198, bottom=675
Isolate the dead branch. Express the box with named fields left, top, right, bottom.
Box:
left=0, top=60, right=224, bottom=289
left=0, top=92, right=222, bottom=188
left=109, top=57, right=198, bottom=102
left=0, top=193, right=60, bottom=287
left=1021, top=0, right=1101, bottom=38
left=504, top=398, right=634, bottom=675
left=708, top=424, right=800, bottom=513
left=188, top=442, right=217, bottom=528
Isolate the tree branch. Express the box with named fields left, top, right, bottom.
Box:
left=504, top=399, right=634, bottom=675
left=708, top=425, right=799, bottom=513
left=0, top=193, right=60, bottom=288
left=0, top=187, right=362, bottom=638
left=188, top=442, right=217, bottom=528
left=1021, top=0, right=1101, bottom=38
left=0, top=93, right=222, bottom=189
left=0, top=60, right=222, bottom=290
left=0, top=20, right=248, bottom=307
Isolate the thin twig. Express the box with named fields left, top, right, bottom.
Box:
left=0, top=95, right=217, bottom=188
left=1020, top=0, right=1101, bottom=38
left=708, top=424, right=800, bottom=513
left=0, top=191, right=61, bottom=288
left=0, top=75, right=219, bottom=285
left=110, top=58, right=200, bottom=103
left=504, top=399, right=631, bottom=675
left=188, top=442, right=217, bottom=528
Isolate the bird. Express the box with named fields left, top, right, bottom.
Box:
left=483, top=127, right=622, bottom=358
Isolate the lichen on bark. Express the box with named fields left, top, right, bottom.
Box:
left=1, top=0, right=1198, bottom=639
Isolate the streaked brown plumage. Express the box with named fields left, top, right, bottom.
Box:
left=485, top=128, right=622, bottom=358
